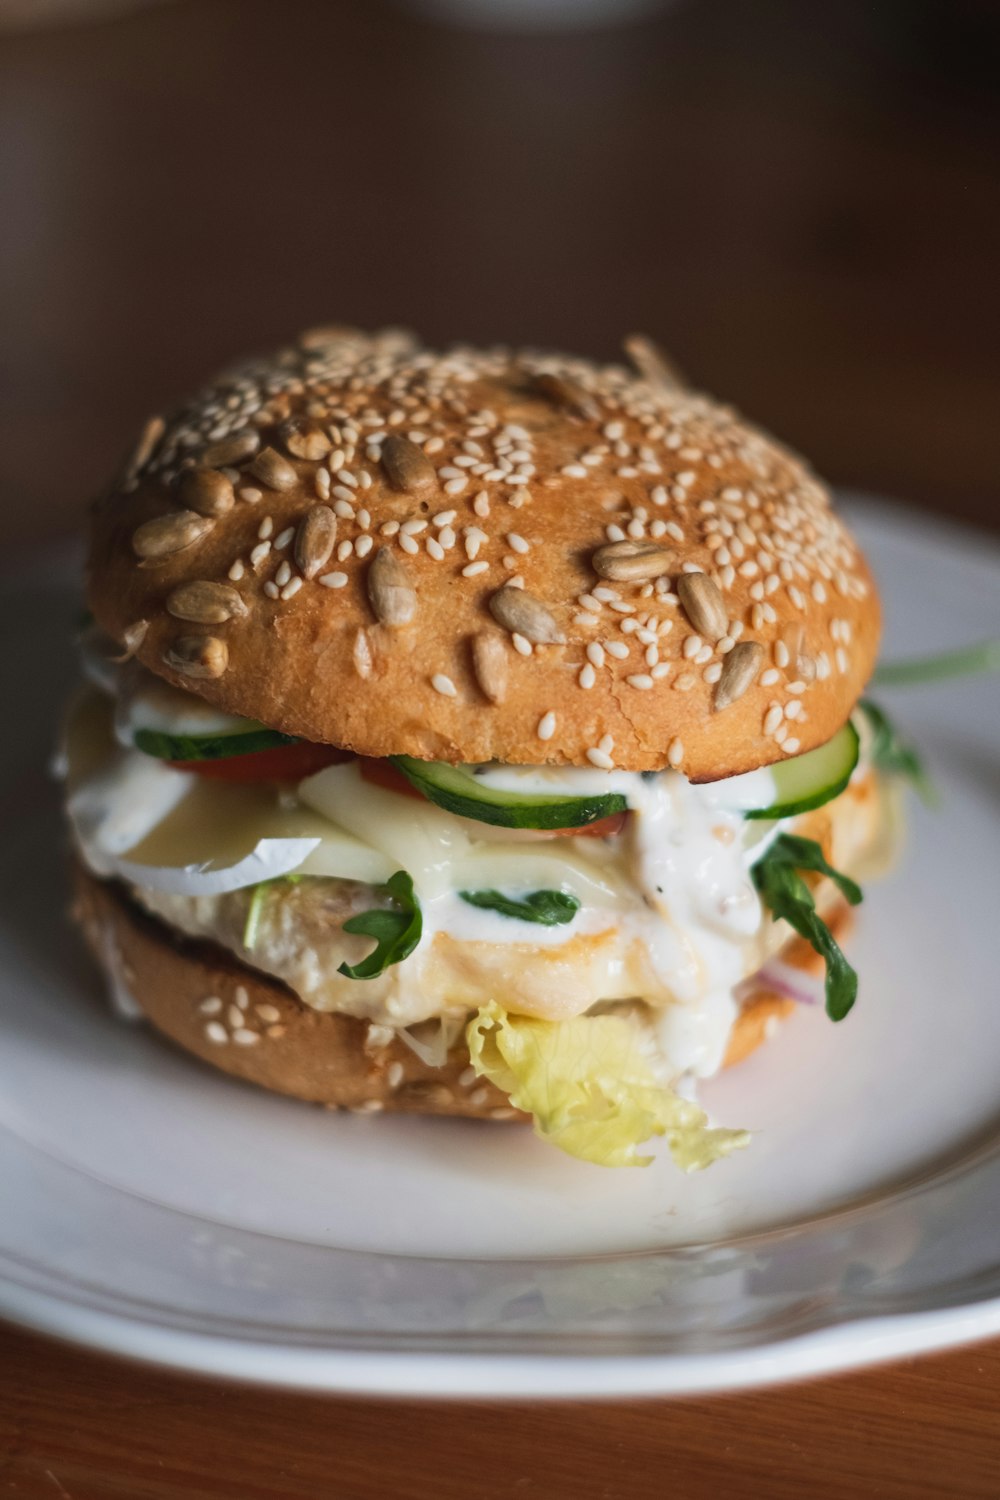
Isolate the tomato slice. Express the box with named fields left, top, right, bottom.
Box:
left=548, top=811, right=629, bottom=839
left=170, top=741, right=354, bottom=782
left=359, top=757, right=426, bottom=800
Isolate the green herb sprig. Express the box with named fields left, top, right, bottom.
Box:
left=751, top=835, right=863, bottom=1022
left=338, top=871, right=422, bottom=981
left=458, top=889, right=581, bottom=925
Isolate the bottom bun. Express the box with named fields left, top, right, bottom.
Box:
left=72, top=861, right=849, bottom=1120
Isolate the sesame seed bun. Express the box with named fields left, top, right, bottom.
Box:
left=86, top=328, right=879, bottom=778
left=72, top=860, right=849, bottom=1115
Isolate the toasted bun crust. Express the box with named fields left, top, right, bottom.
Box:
left=73, top=861, right=847, bottom=1117
left=86, top=328, right=878, bottom=779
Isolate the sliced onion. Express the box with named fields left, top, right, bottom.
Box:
left=736, top=958, right=824, bottom=1007
left=105, top=837, right=322, bottom=897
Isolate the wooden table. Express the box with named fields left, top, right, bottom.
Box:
left=1, top=1, right=999, bottom=1494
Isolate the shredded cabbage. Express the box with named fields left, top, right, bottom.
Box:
left=466, top=1002, right=749, bottom=1170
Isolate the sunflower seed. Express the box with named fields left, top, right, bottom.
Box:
left=472, top=633, right=508, bottom=704
left=529, top=371, right=600, bottom=420
left=132, top=509, right=215, bottom=561
left=592, top=539, right=675, bottom=582
left=677, top=572, right=728, bottom=641
left=177, top=468, right=235, bottom=517
left=294, top=506, right=337, bottom=578
left=623, top=333, right=686, bottom=390
left=714, top=640, right=764, bottom=710
left=381, top=434, right=436, bottom=495
left=121, top=415, right=164, bottom=485
left=200, top=429, right=260, bottom=467
left=367, top=547, right=417, bottom=626
left=163, top=635, right=228, bottom=679
left=248, top=447, right=298, bottom=491
left=166, top=580, right=248, bottom=625
left=110, top=619, right=149, bottom=661
left=488, top=585, right=565, bottom=645
left=279, top=418, right=331, bottom=462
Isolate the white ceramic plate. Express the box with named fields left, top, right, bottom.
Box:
left=1, top=499, right=998, bottom=1397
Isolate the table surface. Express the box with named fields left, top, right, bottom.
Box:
left=1, top=1, right=999, bottom=1495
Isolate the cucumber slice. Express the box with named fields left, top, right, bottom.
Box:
left=389, top=756, right=628, bottom=830
left=134, top=725, right=299, bottom=762
left=744, top=722, right=860, bottom=821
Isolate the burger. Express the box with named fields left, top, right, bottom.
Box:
left=65, top=327, right=898, bottom=1170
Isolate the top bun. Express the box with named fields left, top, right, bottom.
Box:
left=86, top=327, right=879, bottom=778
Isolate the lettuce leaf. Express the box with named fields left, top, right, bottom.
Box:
left=466, top=1001, right=749, bottom=1170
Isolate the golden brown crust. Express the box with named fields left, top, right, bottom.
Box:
left=86, top=329, right=879, bottom=780
left=73, top=861, right=844, bottom=1115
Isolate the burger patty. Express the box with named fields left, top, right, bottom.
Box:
left=128, top=770, right=894, bottom=1030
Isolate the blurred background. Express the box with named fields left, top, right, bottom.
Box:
left=1, top=0, right=998, bottom=548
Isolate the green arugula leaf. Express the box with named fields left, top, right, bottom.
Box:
left=243, top=874, right=305, bottom=952
left=338, top=871, right=422, bottom=981
left=751, top=835, right=862, bottom=1022
left=871, top=639, right=1000, bottom=688
left=458, top=889, right=581, bottom=926
left=860, top=700, right=936, bottom=805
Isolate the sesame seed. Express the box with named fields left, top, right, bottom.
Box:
left=354, top=534, right=373, bottom=558
left=574, top=611, right=599, bottom=627
left=233, top=1028, right=259, bottom=1046
left=783, top=737, right=801, bottom=755
left=444, top=477, right=468, bottom=496
left=275, top=560, right=292, bottom=587
left=250, top=541, right=271, bottom=568
left=462, top=560, right=488, bottom=577
left=579, top=593, right=603, bottom=612
left=337, top=539, right=353, bottom=562
left=228, top=559, right=245, bottom=581
left=258, top=516, right=274, bottom=540
left=473, top=491, right=490, bottom=517
left=275, top=526, right=294, bottom=550
left=381, top=520, right=400, bottom=536
left=787, top=679, right=807, bottom=694
left=627, top=674, right=654, bottom=690
left=281, top=576, right=303, bottom=600
left=562, top=464, right=588, bottom=478
left=651, top=662, right=671, bottom=679
left=587, top=642, right=606, bottom=668
left=587, top=746, right=615, bottom=769
left=319, top=571, right=348, bottom=589
left=401, top=518, right=427, bottom=535
left=263, top=581, right=279, bottom=599
left=199, top=996, right=222, bottom=1015
left=357, top=508, right=371, bottom=530
left=512, top=633, right=533, bottom=656
left=683, top=635, right=703, bottom=660
left=507, top=533, right=529, bottom=554
left=537, top=711, right=556, bottom=740
left=645, top=643, right=658, bottom=667
left=703, top=662, right=723, bottom=683
left=432, top=673, right=457, bottom=697
left=399, top=533, right=419, bottom=555
left=760, top=668, right=780, bottom=686
left=764, top=704, right=784, bottom=735
left=433, top=509, right=457, bottom=527
left=426, top=536, right=445, bottom=561
left=578, top=663, right=596, bottom=689
left=606, top=523, right=627, bottom=543
left=205, top=1022, right=228, bottom=1045
left=668, top=738, right=684, bottom=767
left=774, top=640, right=790, bottom=668
left=605, top=640, right=629, bottom=660
left=238, top=486, right=262, bottom=504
